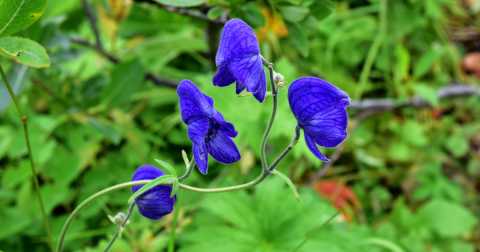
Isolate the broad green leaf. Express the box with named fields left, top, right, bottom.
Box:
left=285, top=21, right=308, bottom=57
left=128, top=175, right=175, bottom=204
left=270, top=170, right=299, bottom=201
left=364, top=238, right=406, bottom=252
left=0, top=64, right=29, bottom=110
left=309, top=0, right=335, bottom=21
left=154, top=0, right=204, bottom=7
left=100, top=59, right=145, bottom=107
left=207, top=6, right=227, bottom=20
left=401, top=120, right=428, bottom=147
left=0, top=208, right=31, bottom=239
left=416, top=200, right=477, bottom=237
left=279, top=6, right=309, bottom=22
left=171, top=178, right=179, bottom=198
left=0, top=0, right=47, bottom=36
left=154, top=158, right=177, bottom=177
left=241, top=3, right=265, bottom=27
left=0, top=37, right=50, bottom=67
left=300, top=15, right=319, bottom=30
left=88, top=117, right=121, bottom=145
left=445, top=132, right=469, bottom=157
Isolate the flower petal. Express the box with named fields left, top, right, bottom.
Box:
left=216, top=19, right=260, bottom=68
left=206, top=132, right=241, bottom=164
left=228, top=53, right=266, bottom=103
left=187, top=116, right=209, bottom=147
left=131, top=165, right=175, bottom=220
left=213, top=64, right=236, bottom=87
left=212, top=111, right=238, bottom=138
left=236, top=80, right=246, bottom=94
left=193, top=143, right=209, bottom=174
left=302, top=100, right=349, bottom=148
left=288, top=77, right=349, bottom=125
left=304, top=132, right=329, bottom=162
left=177, top=79, right=214, bottom=124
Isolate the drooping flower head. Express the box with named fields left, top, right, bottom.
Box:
left=131, top=165, right=176, bottom=220
left=288, top=77, right=350, bottom=161
left=213, top=19, right=267, bottom=103
left=177, top=79, right=241, bottom=174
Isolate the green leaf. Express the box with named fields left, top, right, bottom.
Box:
left=154, top=159, right=177, bottom=177
left=171, top=178, right=179, bottom=198
left=395, top=45, right=410, bottom=81
left=364, top=238, right=406, bottom=252
left=300, top=15, right=319, bottom=30
left=0, top=0, right=47, bottom=36
left=0, top=64, right=29, bottom=110
left=416, top=200, right=477, bottom=237
left=100, top=59, right=145, bottom=107
left=88, top=117, right=121, bottom=145
left=413, top=83, right=438, bottom=106
left=154, top=0, right=205, bottom=7
left=285, top=21, right=308, bottom=57
left=128, top=175, right=175, bottom=204
left=413, top=47, right=444, bottom=77
left=241, top=3, right=265, bottom=27
left=309, top=0, right=335, bottom=21
left=0, top=37, right=50, bottom=68
left=270, top=170, right=299, bottom=201
left=445, top=132, right=469, bottom=157
left=207, top=6, right=227, bottom=20
left=279, top=6, right=309, bottom=22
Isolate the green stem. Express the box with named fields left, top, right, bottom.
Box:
left=354, top=0, right=387, bottom=99
left=0, top=63, right=55, bottom=252
left=260, top=56, right=278, bottom=173
left=178, top=158, right=196, bottom=182
left=103, top=202, right=136, bottom=252
left=291, top=212, right=340, bottom=252
left=268, top=124, right=301, bottom=172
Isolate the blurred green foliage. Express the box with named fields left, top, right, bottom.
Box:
left=1, top=0, right=480, bottom=251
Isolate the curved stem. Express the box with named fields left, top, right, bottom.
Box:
left=260, top=56, right=278, bottom=172
left=178, top=158, right=196, bottom=182
left=103, top=202, right=136, bottom=252
left=268, top=124, right=301, bottom=172
left=1, top=64, right=55, bottom=252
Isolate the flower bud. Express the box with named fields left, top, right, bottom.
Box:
left=273, top=73, right=284, bottom=84
left=108, top=212, right=126, bottom=225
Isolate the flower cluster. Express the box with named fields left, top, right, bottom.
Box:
left=131, top=19, right=349, bottom=220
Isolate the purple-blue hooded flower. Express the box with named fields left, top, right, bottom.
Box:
left=213, top=18, right=267, bottom=103
left=131, top=165, right=176, bottom=220
left=288, top=77, right=350, bottom=161
left=177, top=79, right=241, bottom=174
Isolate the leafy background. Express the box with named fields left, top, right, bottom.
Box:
left=1, top=0, right=480, bottom=251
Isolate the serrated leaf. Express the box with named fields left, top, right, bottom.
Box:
left=279, top=6, right=309, bottom=22
left=171, top=178, right=179, bottom=198
left=154, top=159, right=177, bottom=177
left=154, top=0, right=205, bottom=7
left=207, top=6, right=227, bottom=20
left=284, top=21, right=308, bottom=57
left=128, top=175, right=175, bottom=204
left=0, top=37, right=50, bottom=68
left=270, top=170, right=299, bottom=201
left=0, top=0, right=47, bottom=36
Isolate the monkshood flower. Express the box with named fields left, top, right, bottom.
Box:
left=213, top=18, right=267, bottom=103
left=177, top=79, right=241, bottom=174
left=288, top=77, right=350, bottom=161
left=131, top=165, right=176, bottom=220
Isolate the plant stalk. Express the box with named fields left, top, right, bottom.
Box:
left=103, top=202, right=136, bottom=252
left=0, top=63, right=55, bottom=252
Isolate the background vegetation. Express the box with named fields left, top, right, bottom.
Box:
left=1, top=0, right=480, bottom=251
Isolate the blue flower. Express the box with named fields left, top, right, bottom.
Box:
left=213, top=18, right=267, bottom=103
left=177, top=79, right=241, bottom=174
left=288, top=77, right=350, bottom=161
left=131, top=165, right=176, bottom=220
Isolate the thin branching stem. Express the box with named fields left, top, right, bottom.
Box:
left=103, top=202, right=136, bottom=252
left=0, top=63, right=55, bottom=252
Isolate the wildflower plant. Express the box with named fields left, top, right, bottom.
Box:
left=6, top=18, right=350, bottom=252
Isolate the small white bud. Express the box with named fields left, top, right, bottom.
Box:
left=273, top=73, right=284, bottom=84
left=108, top=212, right=126, bottom=225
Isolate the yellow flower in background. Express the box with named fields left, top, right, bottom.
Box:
left=256, top=8, right=288, bottom=42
